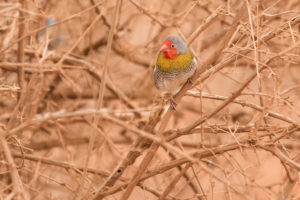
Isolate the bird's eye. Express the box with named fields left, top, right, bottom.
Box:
left=171, top=44, right=175, bottom=48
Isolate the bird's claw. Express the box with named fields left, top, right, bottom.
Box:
left=187, top=77, right=193, bottom=85
left=169, top=97, right=177, bottom=110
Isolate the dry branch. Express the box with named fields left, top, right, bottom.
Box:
left=1, top=0, right=300, bottom=199
left=116, top=3, right=248, bottom=200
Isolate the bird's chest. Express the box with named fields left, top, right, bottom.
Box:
left=160, top=74, right=188, bottom=94
left=154, top=61, right=196, bottom=94
left=154, top=53, right=197, bottom=94
left=156, top=53, right=192, bottom=72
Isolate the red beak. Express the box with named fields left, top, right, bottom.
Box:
left=159, top=40, right=176, bottom=59
left=160, top=43, right=169, bottom=52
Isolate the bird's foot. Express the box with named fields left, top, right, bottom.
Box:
left=169, top=96, right=177, bottom=110
left=162, top=93, right=177, bottom=110
left=187, top=77, right=194, bottom=85
left=154, top=94, right=164, bottom=106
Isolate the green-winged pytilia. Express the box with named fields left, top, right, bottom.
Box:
left=154, top=36, right=197, bottom=108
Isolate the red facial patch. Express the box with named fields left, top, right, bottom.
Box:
left=160, top=40, right=177, bottom=59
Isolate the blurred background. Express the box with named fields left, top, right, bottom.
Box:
left=0, top=0, right=300, bottom=199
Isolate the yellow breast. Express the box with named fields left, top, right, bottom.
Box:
left=156, top=51, right=193, bottom=72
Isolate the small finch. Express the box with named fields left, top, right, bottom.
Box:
left=154, top=36, right=197, bottom=108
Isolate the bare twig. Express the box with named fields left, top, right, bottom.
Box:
left=117, top=4, right=248, bottom=200
left=187, top=4, right=224, bottom=46
left=76, top=0, right=123, bottom=198
left=12, top=153, right=129, bottom=181
left=1, top=1, right=300, bottom=199
left=128, top=0, right=167, bottom=27
left=0, top=1, right=104, bottom=56
left=17, top=0, right=25, bottom=97
left=158, top=163, right=192, bottom=200
left=186, top=91, right=298, bottom=125
left=0, top=136, right=29, bottom=200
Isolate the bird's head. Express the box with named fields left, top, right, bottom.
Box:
left=159, top=36, right=188, bottom=59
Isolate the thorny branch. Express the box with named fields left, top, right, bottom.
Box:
left=0, top=0, right=300, bottom=199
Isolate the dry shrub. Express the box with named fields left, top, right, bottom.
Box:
left=0, top=0, right=300, bottom=199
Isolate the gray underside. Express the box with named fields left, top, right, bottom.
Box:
left=153, top=58, right=197, bottom=94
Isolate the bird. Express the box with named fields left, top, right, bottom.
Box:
left=153, top=36, right=197, bottom=108
left=36, top=15, right=62, bottom=49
